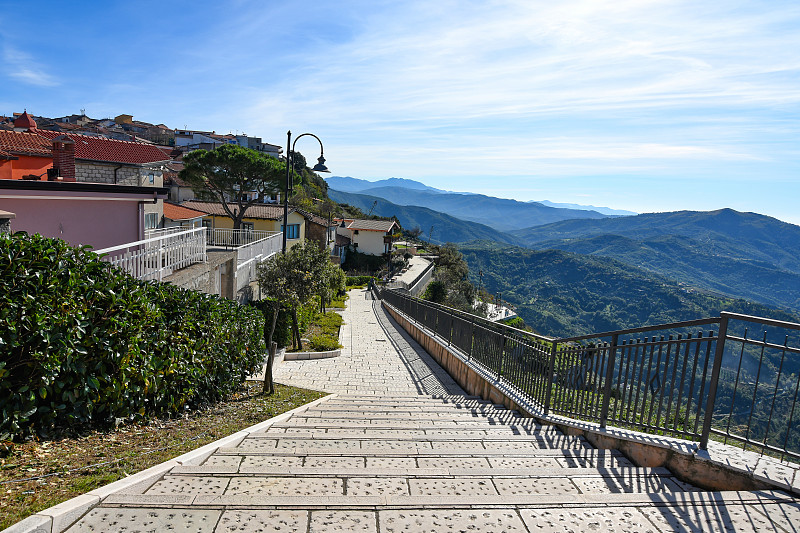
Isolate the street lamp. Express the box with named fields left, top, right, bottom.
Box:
left=283, top=131, right=330, bottom=253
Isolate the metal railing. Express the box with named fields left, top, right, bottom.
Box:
left=381, top=288, right=800, bottom=460
left=97, top=227, right=206, bottom=281
left=206, top=228, right=275, bottom=249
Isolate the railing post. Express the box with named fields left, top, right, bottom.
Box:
left=700, top=315, right=730, bottom=450
left=468, top=315, right=475, bottom=361
left=599, top=333, right=619, bottom=429
left=498, top=333, right=506, bottom=382
left=544, top=341, right=558, bottom=416
left=158, top=238, right=164, bottom=281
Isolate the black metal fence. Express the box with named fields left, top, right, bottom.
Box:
left=381, top=288, right=800, bottom=461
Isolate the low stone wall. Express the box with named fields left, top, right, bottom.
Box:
left=284, top=349, right=341, bottom=361
left=383, top=301, right=795, bottom=495
left=164, top=250, right=236, bottom=299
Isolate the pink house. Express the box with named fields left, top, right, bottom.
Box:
left=0, top=179, right=168, bottom=250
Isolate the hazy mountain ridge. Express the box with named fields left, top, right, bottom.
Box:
left=536, top=200, right=636, bottom=216
left=326, top=176, right=449, bottom=194
left=327, top=189, right=518, bottom=245
left=329, top=184, right=608, bottom=232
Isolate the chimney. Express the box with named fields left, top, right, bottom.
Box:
left=51, top=136, right=76, bottom=181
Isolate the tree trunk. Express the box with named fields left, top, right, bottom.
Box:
left=291, top=307, right=301, bottom=351
left=262, top=305, right=279, bottom=395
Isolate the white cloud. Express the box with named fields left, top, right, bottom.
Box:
left=3, top=46, right=58, bottom=87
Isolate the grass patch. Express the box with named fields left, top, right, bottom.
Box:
left=328, top=293, right=348, bottom=308
left=0, top=383, right=326, bottom=529
left=295, top=311, right=344, bottom=352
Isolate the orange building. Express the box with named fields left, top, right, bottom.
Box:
left=0, top=114, right=53, bottom=180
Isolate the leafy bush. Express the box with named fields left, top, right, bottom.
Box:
left=0, top=232, right=265, bottom=440
left=346, top=275, right=375, bottom=287
left=307, top=334, right=341, bottom=352
left=342, top=248, right=386, bottom=274
left=248, top=299, right=292, bottom=348
left=314, top=311, right=343, bottom=337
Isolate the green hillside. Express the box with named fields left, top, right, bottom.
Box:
left=459, top=241, right=800, bottom=338
left=513, top=208, right=800, bottom=274
left=328, top=189, right=518, bottom=244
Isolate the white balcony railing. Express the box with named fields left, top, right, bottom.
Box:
left=96, top=227, right=206, bottom=281
left=206, top=228, right=275, bottom=249
left=234, top=233, right=282, bottom=292
left=236, top=232, right=281, bottom=264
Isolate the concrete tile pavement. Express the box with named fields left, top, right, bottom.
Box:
left=8, top=288, right=800, bottom=532
left=272, top=288, right=463, bottom=396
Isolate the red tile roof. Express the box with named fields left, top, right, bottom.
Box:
left=182, top=201, right=288, bottom=220
left=13, top=111, right=36, bottom=129
left=34, top=130, right=171, bottom=165
left=0, top=130, right=52, bottom=157
left=163, top=202, right=207, bottom=221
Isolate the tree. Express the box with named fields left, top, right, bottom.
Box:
left=179, top=145, right=286, bottom=229
left=257, top=239, right=343, bottom=355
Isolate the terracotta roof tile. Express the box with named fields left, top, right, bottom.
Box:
left=345, top=219, right=398, bottom=232
left=0, top=130, right=52, bottom=157
left=34, top=130, right=170, bottom=165
left=181, top=201, right=288, bottom=220
left=163, top=202, right=207, bottom=221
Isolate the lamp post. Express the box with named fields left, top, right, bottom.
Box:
left=283, top=131, right=330, bottom=253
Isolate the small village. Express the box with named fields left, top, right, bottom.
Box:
left=0, top=110, right=435, bottom=305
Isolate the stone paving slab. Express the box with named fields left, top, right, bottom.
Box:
left=94, top=489, right=798, bottom=509
left=62, top=501, right=800, bottom=533
left=17, top=289, right=800, bottom=533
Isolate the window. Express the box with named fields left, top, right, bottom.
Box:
left=242, top=222, right=254, bottom=236
left=148, top=173, right=155, bottom=184
left=281, top=224, right=300, bottom=239
left=144, top=213, right=158, bottom=229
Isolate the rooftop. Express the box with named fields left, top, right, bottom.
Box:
left=163, top=202, right=207, bottom=221
left=34, top=130, right=171, bottom=165
left=0, top=130, right=52, bottom=157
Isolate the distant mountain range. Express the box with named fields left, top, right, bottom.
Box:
left=326, top=176, right=448, bottom=194
left=460, top=241, right=800, bottom=337
left=326, top=177, right=612, bottom=232
left=509, top=209, right=800, bottom=313
left=325, top=177, right=637, bottom=216
left=327, top=189, right=518, bottom=245
left=327, top=175, right=800, bottom=322
left=535, top=200, right=636, bottom=217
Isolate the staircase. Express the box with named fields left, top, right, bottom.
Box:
left=67, top=393, right=798, bottom=532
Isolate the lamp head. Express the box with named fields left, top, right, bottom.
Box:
left=312, top=155, right=330, bottom=173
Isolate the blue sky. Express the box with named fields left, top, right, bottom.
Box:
left=2, top=1, right=798, bottom=223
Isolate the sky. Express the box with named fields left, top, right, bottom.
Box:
left=1, top=1, right=798, bottom=224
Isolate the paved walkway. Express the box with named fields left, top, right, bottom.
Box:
left=273, top=288, right=461, bottom=396
left=23, top=289, right=800, bottom=532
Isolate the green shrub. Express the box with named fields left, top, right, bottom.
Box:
left=307, top=334, right=341, bottom=352
left=315, top=311, right=343, bottom=337
left=346, top=275, right=375, bottom=287
left=328, top=294, right=348, bottom=308
left=248, top=299, right=292, bottom=348
left=0, top=232, right=265, bottom=440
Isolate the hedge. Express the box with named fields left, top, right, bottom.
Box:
left=0, top=232, right=265, bottom=440
left=346, top=275, right=375, bottom=287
